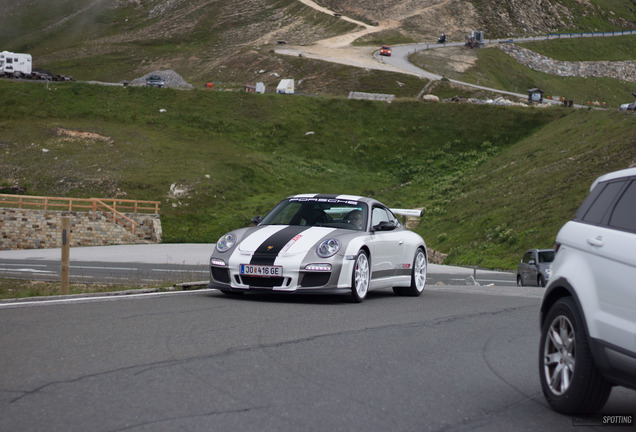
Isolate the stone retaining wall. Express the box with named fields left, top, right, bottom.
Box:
left=0, top=208, right=162, bottom=250
left=428, top=248, right=448, bottom=265
left=498, top=44, right=636, bottom=82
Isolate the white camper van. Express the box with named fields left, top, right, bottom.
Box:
left=276, top=79, right=294, bottom=94
left=0, top=51, right=32, bottom=77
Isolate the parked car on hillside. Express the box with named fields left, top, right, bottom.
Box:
left=516, top=248, right=554, bottom=287
left=146, top=75, right=165, bottom=88
left=538, top=167, right=636, bottom=414
left=379, top=45, right=392, bottom=56
left=208, top=194, right=427, bottom=303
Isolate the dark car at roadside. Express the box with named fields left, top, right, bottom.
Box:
left=146, top=75, right=165, bottom=88
left=517, top=248, right=554, bottom=287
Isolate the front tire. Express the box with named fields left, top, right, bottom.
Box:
left=350, top=250, right=370, bottom=303
left=517, top=275, right=524, bottom=287
left=539, top=297, right=612, bottom=414
left=538, top=275, right=546, bottom=287
left=394, top=248, right=426, bottom=296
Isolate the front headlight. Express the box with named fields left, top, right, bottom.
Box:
left=316, top=238, right=341, bottom=258
left=216, top=233, right=237, bottom=252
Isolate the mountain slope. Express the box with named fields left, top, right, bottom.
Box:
left=1, top=0, right=633, bottom=84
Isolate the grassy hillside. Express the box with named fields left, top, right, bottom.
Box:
left=422, top=110, right=636, bottom=268
left=0, top=0, right=357, bottom=84
left=2, top=80, right=635, bottom=269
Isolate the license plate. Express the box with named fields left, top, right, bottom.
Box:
left=240, top=264, right=282, bottom=277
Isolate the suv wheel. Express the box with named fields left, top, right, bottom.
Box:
left=539, top=297, right=612, bottom=414
left=537, top=275, right=546, bottom=287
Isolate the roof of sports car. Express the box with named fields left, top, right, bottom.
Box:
left=287, top=194, right=380, bottom=205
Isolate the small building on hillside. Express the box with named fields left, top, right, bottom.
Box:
left=528, top=88, right=544, bottom=103
left=276, top=79, right=294, bottom=94
left=246, top=82, right=266, bottom=93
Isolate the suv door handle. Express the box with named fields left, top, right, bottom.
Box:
left=587, top=236, right=604, bottom=247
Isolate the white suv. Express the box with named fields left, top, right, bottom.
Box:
left=539, top=167, right=636, bottom=414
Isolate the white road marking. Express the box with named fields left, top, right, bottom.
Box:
left=71, top=265, right=139, bottom=271
left=0, top=268, right=55, bottom=274
left=0, top=289, right=214, bottom=309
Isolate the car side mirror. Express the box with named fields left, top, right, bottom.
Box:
left=251, top=215, right=263, bottom=226
left=528, top=259, right=536, bottom=265
left=373, top=221, right=396, bottom=232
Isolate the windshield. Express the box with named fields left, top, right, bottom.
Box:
left=538, top=250, right=555, bottom=263
left=260, top=198, right=368, bottom=231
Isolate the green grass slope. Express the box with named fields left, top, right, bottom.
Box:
left=423, top=110, right=636, bottom=268
left=1, top=80, right=634, bottom=269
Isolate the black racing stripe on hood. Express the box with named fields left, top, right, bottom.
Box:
left=250, top=226, right=309, bottom=265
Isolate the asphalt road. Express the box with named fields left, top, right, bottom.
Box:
left=0, top=259, right=209, bottom=284
left=0, top=244, right=517, bottom=287
left=1, top=286, right=634, bottom=432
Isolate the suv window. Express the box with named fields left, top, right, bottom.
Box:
left=537, top=250, right=555, bottom=263
left=522, top=252, right=533, bottom=263
left=577, top=180, right=625, bottom=224
left=609, top=180, right=636, bottom=232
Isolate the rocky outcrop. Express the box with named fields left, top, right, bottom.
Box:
left=499, top=44, right=636, bottom=83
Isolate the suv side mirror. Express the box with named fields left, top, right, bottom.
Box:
left=251, top=215, right=263, bottom=226
left=528, top=259, right=536, bottom=265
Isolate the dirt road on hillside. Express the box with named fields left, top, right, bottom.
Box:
left=290, top=0, right=399, bottom=68
left=280, top=0, right=469, bottom=77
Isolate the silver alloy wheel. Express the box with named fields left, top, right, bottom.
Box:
left=413, top=249, right=427, bottom=292
left=354, top=252, right=369, bottom=299
left=543, top=315, right=576, bottom=395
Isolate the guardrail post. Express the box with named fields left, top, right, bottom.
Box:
left=61, top=217, right=70, bottom=294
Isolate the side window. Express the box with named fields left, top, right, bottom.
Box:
left=609, top=180, right=636, bottom=233
left=579, top=181, right=625, bottom=225
left=522, top=252, right=532, bottom=263
left=372, top=207, right=390, bottom=227
left=386, top=209, right=402, bottom=227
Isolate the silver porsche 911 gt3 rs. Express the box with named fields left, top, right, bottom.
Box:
left=207, top=194, right=427, bottom=302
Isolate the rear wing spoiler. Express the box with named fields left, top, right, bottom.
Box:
left=390, top=208, right=423, bottom=218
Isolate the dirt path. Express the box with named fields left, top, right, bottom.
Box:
left=296, top=0, right=371, bottom=29
left=290, top=0, right=398, bottom=66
